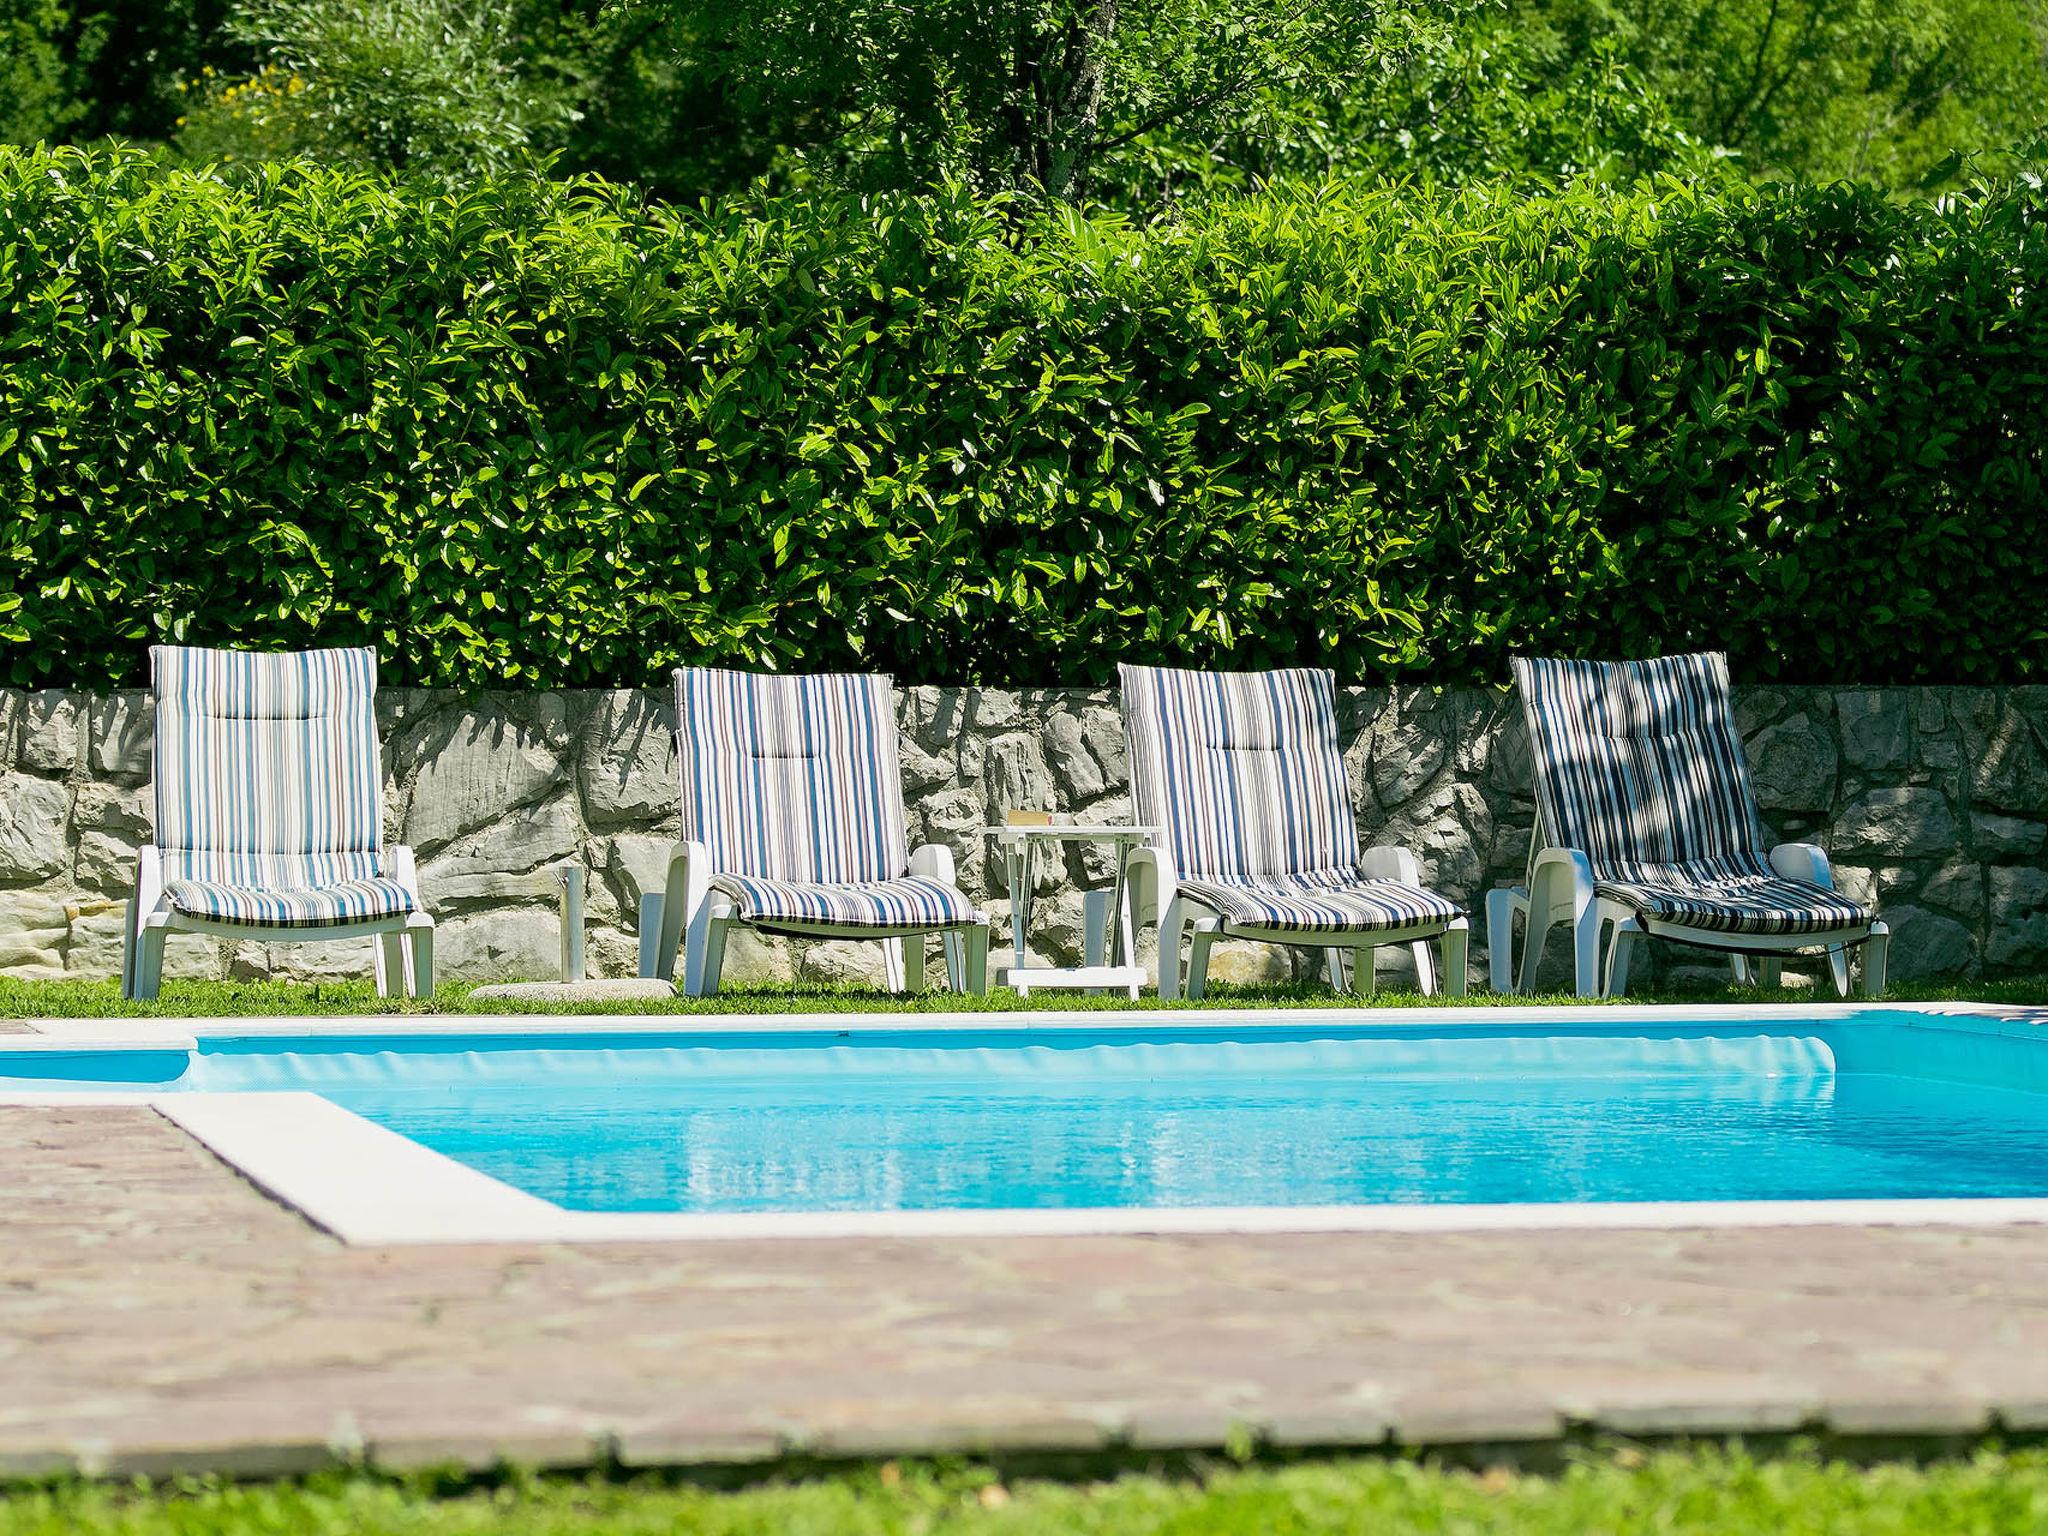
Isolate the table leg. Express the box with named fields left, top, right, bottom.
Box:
left=1008, top=840, right=1032, bottom=997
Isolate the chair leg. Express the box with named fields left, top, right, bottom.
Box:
left=1729, top=954, right=1751, bottom=986
left=1409, top=937, right=1437, bottom=996
left=1828, top=943, right=1852, bottom=998
left=408, top=920, right=435, bottom=1000
left=638, top=892, right=665, bottom=980
left=1605, top=920, right=1640, bottom=997
left=1324, top=947, right=1349, bottom=991
left=1348, top=945, right=1375, bottom=998
left=962, top=925, right=990, bottom=996
left=1757, top=957, right=1782, bottom=988
left=899, top=934, right=926, bottom=994
left=1518, top=890, right=1556, bottom=996
left=653, top=851, right=703, bottom=987
left=1440, top=919, right=1469, bottom=997
left=942, top=930, right=965, bottom=993
left=1484, top=888, right=1522, bottom=995
left=1860, top=923, right=1889, bottom=999
left=882, top=937, right=908, bottom=994
left=375, top=932, right=404, bottom=999
left=699, top=916, right=731, bottom=996
left=1320, top=947, right=1344, bottom=990
left=133, top=924, right=167, bottom=1003
left=682, top=902, right=716, bottom=997
left=1158, top=898, right=1193, bottom=1001
left=1185, top=928, right=1216, bottom=1001
left=121, top=897, right=139, bottom=1002
left=1572, top=908, right=1605, bottom=999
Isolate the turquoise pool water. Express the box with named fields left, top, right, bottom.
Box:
left=9, top=1014, right=2048, bottom=1213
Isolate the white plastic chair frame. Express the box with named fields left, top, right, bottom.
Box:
left=1125, top=841, right=1471, bottom=1002
left=638, top=841, right=990, bottom=998
left=123, top=845, right=434, bottom=1001
left=1484, top=818, right=1889, bottom=999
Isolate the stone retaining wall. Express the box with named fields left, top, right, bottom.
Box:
left=2, top=684, right=2043, bottom=987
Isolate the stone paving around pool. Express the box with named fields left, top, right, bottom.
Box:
left=6, top=1105, right=2048, bottom=1479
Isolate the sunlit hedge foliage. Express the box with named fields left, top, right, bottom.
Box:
left=2, top=145, right=2043, bottom=687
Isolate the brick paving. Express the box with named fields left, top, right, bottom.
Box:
left=6, top=1106, right=2048, bottom=1478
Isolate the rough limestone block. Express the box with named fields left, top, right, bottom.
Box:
left=231, top=935, right=387, bottom=983
left=1042, top=705, right=1107, bottom=803
left=1986, top=867, right=2048, bottom=969
left=1918, top=861, right=1986, bottom=924
left=1835, top=691, right=1909, bottom=771
left=1881, top=904, right=1976, bottom=978
left=1965, top=704, right=2048, bottom=815
left=14, top=692, right=82, bottom=775
left=1748, top=713, right=1838, bottom=812
left=86, top=691, right=151, bottom=778
left=1973, top=813, right=2046, bottom=859
left=75, top=832, right=140, bottom=894
left=576, top=690, right=674, bottom=827
left=1834, top=788, right=1957, bottom=859
left=400, top=711, right=563, bottom=853
left=0, top=889, right=70, bottom=973
left=603, top=833, right=675, bottom=914
left=433, top=908, right=562, bottom=983
left=0, top=773, right=70, bottom=881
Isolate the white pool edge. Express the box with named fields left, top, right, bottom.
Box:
left=5, top=1001, right=2048, bottom=1246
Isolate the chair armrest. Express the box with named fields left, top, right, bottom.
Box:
left=1126, top=844, right=1178, bottom=931
left=1529, top=845, right=1597, bottom=921
left=388, top=844, right=425, bottom=906
left=1360, top=843, right=1424, bottom=886
left=1769, top=841, right=1837, bottom=889
left=639, top=839, right=714, bottom=983
left=908, top=841, right=959, bottom=886
left=131, top=844, right=165, bottom=922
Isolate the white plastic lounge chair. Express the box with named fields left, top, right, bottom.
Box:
left=124, top=646, right=433, bottom=1000
left=639, top=668, right=991, bottom=996
left=1487, top=652, right=1888, bottom=998
left=1119, top=663, right=1469, bottom=999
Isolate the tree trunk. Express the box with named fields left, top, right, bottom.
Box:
left=1043, top=0, right=1118, bottom=200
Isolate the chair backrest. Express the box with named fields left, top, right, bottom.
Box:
left=672, top=669, right=908, bottom=884
left=1119, top=663, right=1360, bottom=884
left=1511, top=652, right=1765, bottom=879
left=151, top=645, right=388, bottom=890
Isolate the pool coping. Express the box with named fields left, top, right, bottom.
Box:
left=5, top=1001, right=2048, bottom=1246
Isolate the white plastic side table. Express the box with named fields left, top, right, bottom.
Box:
left=982, top=824, right=1156, bottom=998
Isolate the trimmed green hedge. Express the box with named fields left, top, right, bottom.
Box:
left=2, top=145, right=2044, bottom=688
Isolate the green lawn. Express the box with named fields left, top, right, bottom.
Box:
left=6, top=1449, right=2048, bottom=1534
left=2, top=974, right=2047, bottom=1020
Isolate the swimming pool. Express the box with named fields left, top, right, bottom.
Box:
left=5, top=1007, right=2048, bottom=1240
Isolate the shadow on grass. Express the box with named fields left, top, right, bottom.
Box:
left=3, top=974, right=2046, bottom=1020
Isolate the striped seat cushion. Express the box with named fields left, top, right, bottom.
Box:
left=1120, top=663, right=1462, bottom=936
left=1180, top=871, right=1463, bottom=934
left=152, top=646, right=406, bottom=927
left=675, top=669, right=977, bottom=933
left=1512, top=652, right=1875, bottom=938
left=164, top=876, right=415, bottom=929
left=1593, top=872, right=1869, bottom=937
left=715, top=875, right=981, bottom=931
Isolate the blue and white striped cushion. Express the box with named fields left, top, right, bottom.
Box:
left=1591, top=871, right=1869, bottom=937
left=1513, top=653, right=1874, bottom=937
left=1179, top=871, right=1464, bottom=933
left=162, top=877, right=415, bottom=928
left=1121, top=664, right=1462, bottom=935
left=152, top=646, right=412, bottom=929
left=674, top=669, right=910, bottom=886
left=716, top=875, right=980, bottom=931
